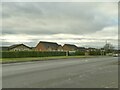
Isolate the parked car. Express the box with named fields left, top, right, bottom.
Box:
left=113, top=53, right=118, bottom=57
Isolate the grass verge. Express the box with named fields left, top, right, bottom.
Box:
left=0, top=56, right=97, bottom=64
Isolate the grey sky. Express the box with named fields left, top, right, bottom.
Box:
left=1, top=2, right=118, bottom=48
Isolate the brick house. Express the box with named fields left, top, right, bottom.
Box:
left=57, top=45, right=63, bottom=51
left=35, top=41, right=60, bottom=51
left=8, top=44, right=31, bottom=51
left=77, top=47, right=86, bottom=52
left=63, top=44, right=78, bottom=51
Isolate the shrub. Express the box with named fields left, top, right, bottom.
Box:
left=89, top=50, right=101, bottom=55
left=69, top=51, right=85, bottom=56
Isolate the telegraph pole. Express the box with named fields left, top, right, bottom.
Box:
left=66, top=51, right=68, bottom=56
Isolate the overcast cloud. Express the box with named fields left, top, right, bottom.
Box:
left=1, top=2, right=118, bottom=48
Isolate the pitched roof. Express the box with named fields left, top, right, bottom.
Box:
left=64, top=44, right=78, bottom=49
left=78, top=47, right=85, bottom=50
left=58, top=45, right=63, bottom=49
left=87, top=47, right=96, bottom=49
left=37, top=41, right=59, bottom=49
left=9, top=44, right=31, bottom=49
left=58, top=45, right=62, bottom=47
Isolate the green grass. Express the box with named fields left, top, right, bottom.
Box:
left=0, top=56, right=96, bottom=63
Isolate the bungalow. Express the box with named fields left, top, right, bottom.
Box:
left=63, top=44, right=78, bottom=51
left=35, top=41, right=60, bottom=51
left=8, top=44, right=31, bottom=51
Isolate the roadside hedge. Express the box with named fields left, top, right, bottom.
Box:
left=89, top=50, right=101, bottom=55
left=1, top=51, right=66, bottom=58
left=69, top=51, right=85, bottom=56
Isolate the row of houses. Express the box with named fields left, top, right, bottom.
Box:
left=1, top=41, right=96, bottom=52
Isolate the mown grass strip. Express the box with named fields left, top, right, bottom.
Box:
left=0, top=56, right=96, bottom=64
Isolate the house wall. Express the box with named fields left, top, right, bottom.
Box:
left=10, top=45, right=31, bottom=51
left=35, top=43, right=46, bottom=51
left=35, top=43, right=60, bottom=51
left=58, top=46, right=63, bottom=51
left=77, top=49, right=86, bottom=52
left=63, top=45, right=73, bottom=51
left=63, top=45, right=78, bottom=51
left=47, top=47, right=53, bottom=51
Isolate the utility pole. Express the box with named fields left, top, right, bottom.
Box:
left=66, top=51, right=69, bottom=56
left=105, top=40, right=108, bottom=54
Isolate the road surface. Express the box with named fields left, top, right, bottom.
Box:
left=2, top=57, right=118, bottom=88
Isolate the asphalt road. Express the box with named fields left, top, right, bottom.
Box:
left=2, top=57, right=118, bottom=88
